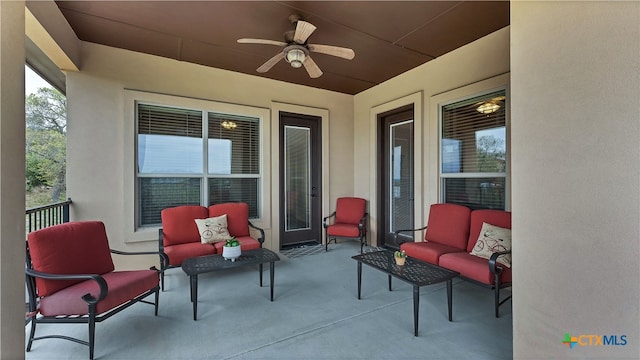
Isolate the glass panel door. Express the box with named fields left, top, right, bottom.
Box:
left=284, top=125, right=311, bottom=231
left=390, top=120, right=414, bottom=237
left=279, top=112, right=321, bottom=248
left=379, top=105, right=414, bottom=248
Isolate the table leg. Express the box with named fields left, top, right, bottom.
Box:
left=447, top=279, right=453, bottom=322
left=357, top=261, right=362, bottom=300
left=269, top=261, right=275, bottom=301
left=259, top=263, right=264, bottom=287
left=190, top=274, right=198, bottom=321
left=413, top=286, right=419, bottom=337
left=388, top=274, right=392, bottom=291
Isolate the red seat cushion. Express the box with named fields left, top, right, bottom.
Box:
left=334, top=197, right=367, bottom=224
left=209, top=203, right=250, bottom=237
left=424, top=203, right=471, bottom=251
left=400, top=241, right=464, bottom=265
left=439, top=252, right=512, bottom=285
left=39, top=270, right=159, bottom=316
left=213, top=236, right=261, bottom=253
left=466, top=209, right=512, bottom=252
left=27, top=221, right=115, bottom=297
left=327, top=223, right=361, bottom=238
left=164, top=242, right=217, bottom=266
left=161, top=206, right=208, bottom=246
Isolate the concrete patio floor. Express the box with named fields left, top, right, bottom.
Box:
left=25, top=241, right=512, bottom=359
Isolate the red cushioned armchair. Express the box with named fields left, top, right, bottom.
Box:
left=323, top=197, right=368, bottom=253
left=25, top=221, right=164, bottom=359
left=159, top=202, right=265, bottom=290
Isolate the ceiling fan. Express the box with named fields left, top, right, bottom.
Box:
left=237, top=15, right=355, bottom=79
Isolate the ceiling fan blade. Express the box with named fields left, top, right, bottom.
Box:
left=293, top=20, right=316, bottom=44
left=257, top=52, right=285, bottom=73
left=238, top=38, right=287, bottom=47
left=303, top=56, right=323, bottom=78
left=308, top=44, right=355, bottom=60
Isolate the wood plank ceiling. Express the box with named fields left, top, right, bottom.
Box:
left=55, top=1, right=509, bottom=95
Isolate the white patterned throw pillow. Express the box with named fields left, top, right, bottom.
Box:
left=195, top=214, right=232, bottom=244
left=470, top=222, right=512, bottom=268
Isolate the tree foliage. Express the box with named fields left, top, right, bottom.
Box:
left=25, top=88, right=66, bottom=202
left=476, top=135, right=506, bottom=172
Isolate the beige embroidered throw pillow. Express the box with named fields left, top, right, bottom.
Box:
left=470, top=222, right=512, bottom=268
left=195, top=214, right=231, bottom=244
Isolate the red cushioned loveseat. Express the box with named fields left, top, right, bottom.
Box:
left=396, top=203, right=512, bottom=317
left=158, top=202, right=265, bottom=290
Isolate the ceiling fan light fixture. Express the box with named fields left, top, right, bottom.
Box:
left=221, top=120, right=237, bottom=129
left=476, top=102, right=501, bottom=114
left=286, top=48, right=305, bottom=68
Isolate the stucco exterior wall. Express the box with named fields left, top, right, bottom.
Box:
left=511, top=1, right=640, bottom=358
left=65, top=41, right=353, bottom=268
left=353, top=27, right=510, bottom=244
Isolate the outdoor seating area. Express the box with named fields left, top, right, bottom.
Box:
left=397, top=204, right=512, bottom=317
left=24, top=241, right=512, bottom=359
left=158, top=202, right=265, bottom=290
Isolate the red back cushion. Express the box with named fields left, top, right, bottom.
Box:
left=335, top=197, right=367, bottom=224
left=209, top=202, right=250, bottom=237
left=27, top=221, right=115, bottom=297
left=161, top=206, right=209, bottom=246
left=467, top=209, right=512, bottom=252
left=424, top=203, right=471, bottom=250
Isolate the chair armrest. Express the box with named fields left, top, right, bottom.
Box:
left=110, top=249, right=168, bottom=272
left=358, top=212, right=369, bottom=232
left=25, top=268, right=108, bottom=304
left=393, top=225, right=428, bottom=245
left=489, top=250, right=511, bottom=275
left=158, top=228, right=164, bottom=252
left=249, top=221, right=266, bottom=244
left=322, top=212, right=337, bottom=228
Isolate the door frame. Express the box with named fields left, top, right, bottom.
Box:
left=271, top=102, right=329, bottom=250
left=369, top=92, right=423, bottom=246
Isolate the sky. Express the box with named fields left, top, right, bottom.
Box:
left=25, top=65, right=53, bottom=96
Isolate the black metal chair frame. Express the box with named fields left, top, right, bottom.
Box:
left=158, top=221, right=265, bottom=291
left=25, top=244, right=167, bottom=360
left=395, top=228, right=512, bottom=318
left=323, top=212, right=368, bottom=253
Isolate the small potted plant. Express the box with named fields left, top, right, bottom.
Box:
left=222, top=237, right=241, bottom=262
left=394, top=250, right=407, bottom=266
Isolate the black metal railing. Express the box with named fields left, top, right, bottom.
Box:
left=25, top=198, right=72, bottom=233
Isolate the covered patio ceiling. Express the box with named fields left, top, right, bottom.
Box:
left=54, top=1, right=509, bottom=95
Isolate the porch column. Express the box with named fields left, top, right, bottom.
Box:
left=0, top=1, right=26, bottom=359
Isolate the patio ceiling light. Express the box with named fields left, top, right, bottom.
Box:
left=221, top=121, right=237, bottom=129
left=476, top=102, right=500, bottom=114
left=285, top=48, right=306, bottom=68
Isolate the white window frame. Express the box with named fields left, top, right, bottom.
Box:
left=429, top=74, right=510, bottom=210
left=123, top=90, right=270, bottom=243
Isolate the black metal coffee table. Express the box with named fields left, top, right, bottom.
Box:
left=181, top=248, right=280, bottom=320
left=352, top=250, right=459, bottom=336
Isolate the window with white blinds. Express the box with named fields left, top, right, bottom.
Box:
left=440, top=90, right=507, bottom=210
left=136, top=103, right=260, bottom=226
